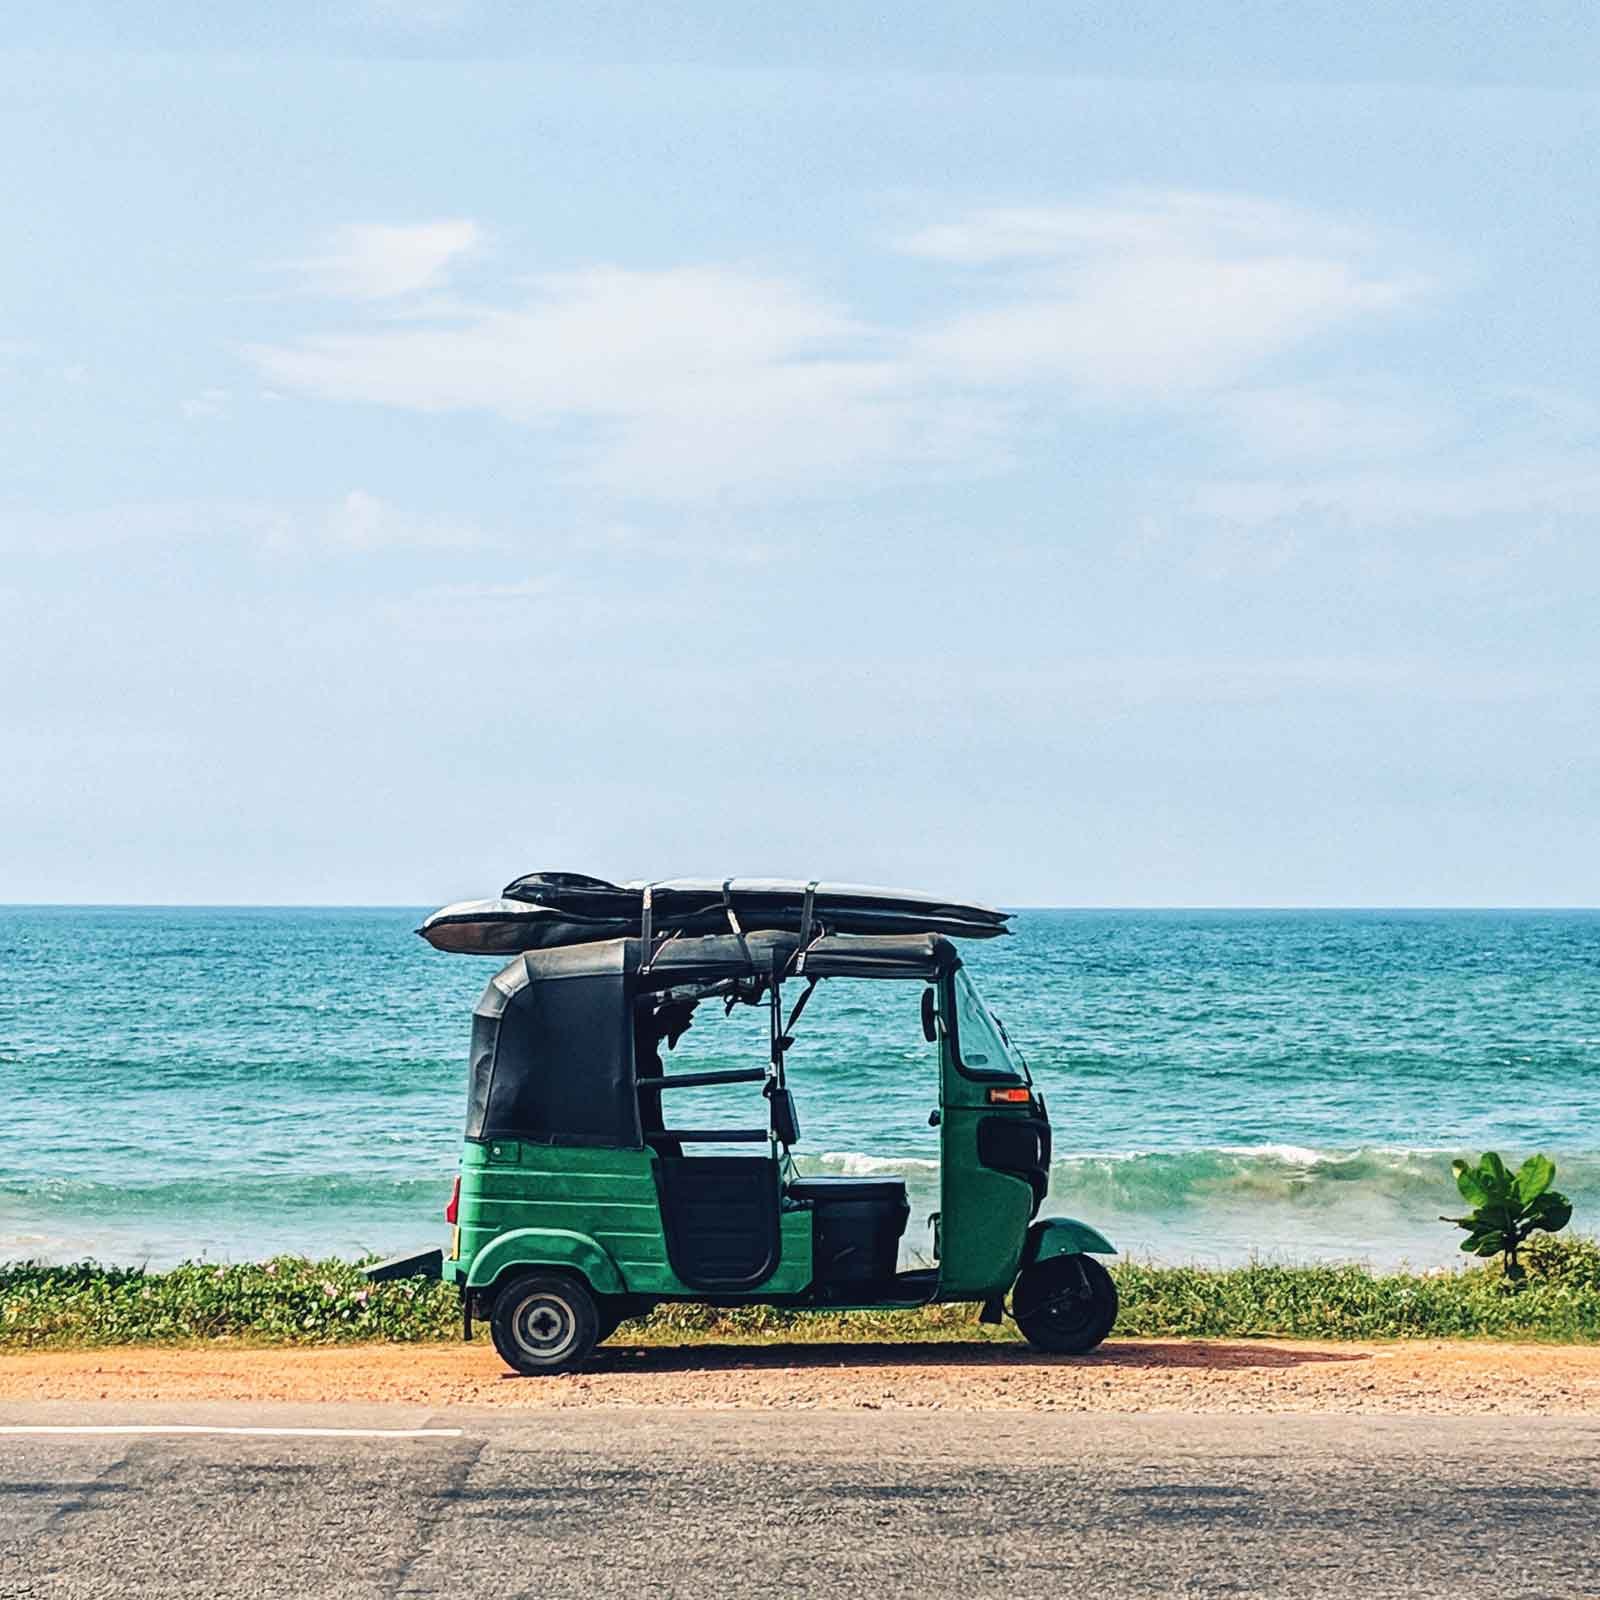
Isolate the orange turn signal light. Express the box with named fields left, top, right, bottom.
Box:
left=987, top=1087, right=1031, bottom=1105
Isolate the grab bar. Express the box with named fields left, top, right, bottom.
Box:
left=643, top=1128, right=769, bottom=1144
left=635, top=1068, right=768, bottom=1091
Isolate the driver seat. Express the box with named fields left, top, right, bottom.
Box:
left=785, top=1174, right=910, bottom=1207
left=785, top=1174, right=910, bottom=1285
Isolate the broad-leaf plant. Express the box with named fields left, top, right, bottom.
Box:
left=1443, top=1152, right=1572, bottom=1281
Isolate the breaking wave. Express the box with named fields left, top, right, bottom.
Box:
left=7, top=1147, right=1597, bottom=1269
left=10, top=1147, right=1599, bottom=1221
left=809, top=1144, right=1600, bottom=1212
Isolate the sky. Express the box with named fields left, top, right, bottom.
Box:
left=3, top=3, right=1598, bottom=907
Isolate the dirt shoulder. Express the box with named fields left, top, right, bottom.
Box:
left=5, top=1337, right=1600, bottom=1413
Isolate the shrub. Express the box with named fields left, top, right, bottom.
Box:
left=1441, top=1152, right=1573, bottom=1280
left=0, top=1258, right=460, bottom=1348
left=4, top=1247, right=1600, bottom=1349
left=1520, top=1231, right=1600, bottom=1290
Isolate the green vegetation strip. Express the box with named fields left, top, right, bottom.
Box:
left=4, top=1235, right=1599, bottom=1351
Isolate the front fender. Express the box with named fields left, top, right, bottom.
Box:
left=465, top=1227, right=626, bottom=1295
left=1022, top=1216, right=1116, bottom=1268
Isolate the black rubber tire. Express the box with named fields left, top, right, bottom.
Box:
left=489, top=1270, right=600, bottom=1375
left=1012, top=1253, right=1119, bottom=1355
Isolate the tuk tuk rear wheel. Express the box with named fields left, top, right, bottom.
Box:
left=1013, top=1254, right=1118, bottom=1356
left=490, top=1270, right=600, bottom=1375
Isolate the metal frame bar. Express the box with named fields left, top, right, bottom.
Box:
left=643, top=1127, right=770, bottom=1145
left=635, top=1067, right=768, bottom=1091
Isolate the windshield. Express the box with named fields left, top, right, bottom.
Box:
left=950, top=968, right=1031, bottom=1083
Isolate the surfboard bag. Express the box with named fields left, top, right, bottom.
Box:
left=418, top=872, right=1010, bottom=955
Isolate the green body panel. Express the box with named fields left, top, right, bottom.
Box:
left=933, top=975, right=1035, bottom=1298
left=935, top=1110, right=1033, bottom=1296
left=454, top=1142, right=660, bottom=1292
left=452, top=1138, right=812, bottom=1299
left=1026, top=1216, right=1117, bottom=1261
left=771, top=1206, right=814, bottom=1296
left=466, top=1226, right=626, bottom=1294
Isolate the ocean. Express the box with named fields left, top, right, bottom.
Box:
left=2, top=906, right=1596, bottom=1271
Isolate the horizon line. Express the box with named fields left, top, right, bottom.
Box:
left=4, top=902, right=1599, bottom=914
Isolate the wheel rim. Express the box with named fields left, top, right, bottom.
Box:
left=1019, top=1267, right=1103, bottom=1341
left=509, top=1288, right=580, bottom=1364
left=1027, top=1291, right=1098, bottom=1341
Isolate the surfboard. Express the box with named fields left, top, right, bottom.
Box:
left=418, top=873, right=1010, bottom=955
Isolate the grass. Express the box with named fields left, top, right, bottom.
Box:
left=3, top=1235, right=1598, bottom=1352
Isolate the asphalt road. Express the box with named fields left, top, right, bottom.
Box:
left=2, top=1406, right=1597, bottom=1598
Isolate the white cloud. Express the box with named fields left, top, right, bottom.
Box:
left=257, top=266, right=856, bottom=416
left=362, top=0, right=473, bottom=25
left=1212, top=380, right=1452, bottom=463
left=908, top=193, right=1423, bottom=396
left=0, top=493, right=494, bottom=556
left=1498, top=386, right=1600, bottom=438
left=251, top=265, right=1003, bottom=498
left=0, top=502, right=265, bottom=554
left=899, top=192, right=1375, bottom=266
left=1190, top=461, right=1600, bottom=527
left=249, top=193, right=1428, bottom=498
left=970, top=654, right=1589, bottom=707
left=918, top=254, right=1412, bottom=395
left=383, top=576, right=549, bottom=610
left=321, top=489, right=492, bottom=552
left=181, top=387, right=231, bottom=421
left=291, top=220, right=481, bottom=301
left=374, top=576, right=556, bottom=642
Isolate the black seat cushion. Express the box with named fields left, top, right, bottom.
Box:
left=786, top=1175, right=908, bottom=1205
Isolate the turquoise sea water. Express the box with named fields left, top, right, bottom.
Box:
left=2, top=907, right=1596, bottom=1270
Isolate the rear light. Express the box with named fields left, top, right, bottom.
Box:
left=444, top=1175, right=460, bottom=1225
left=987, top=1087, right=1031, bottom=1105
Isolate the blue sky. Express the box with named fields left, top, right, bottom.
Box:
left=3, top=4, right=1597, bottom=905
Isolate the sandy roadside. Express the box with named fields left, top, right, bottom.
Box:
left=5, top=1337, right=1600, bottom=1413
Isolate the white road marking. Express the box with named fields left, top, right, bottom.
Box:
left=0, top=1425, right=463, bottom=1438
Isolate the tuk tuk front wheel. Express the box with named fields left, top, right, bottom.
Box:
left=1012, top=1254, right=1118, bottom=1356
left=490, top=1270, right=600, bottom=1375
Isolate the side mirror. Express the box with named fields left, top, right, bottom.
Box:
left=921, top=986, right=938, bottom=1044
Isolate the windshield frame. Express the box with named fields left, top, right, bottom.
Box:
left=946, top=967, right=1032, bottom=1085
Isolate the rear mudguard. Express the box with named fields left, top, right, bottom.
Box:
left=465, top=1227, right=626, bottom=1297
left=1020, top=1216, right=1116, bottom=1270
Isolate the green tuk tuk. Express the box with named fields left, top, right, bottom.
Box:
left=394, top=875, right=1118, bottom=1374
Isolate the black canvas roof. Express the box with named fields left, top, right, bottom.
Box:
left=496, top=930, right=959, bottom=987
